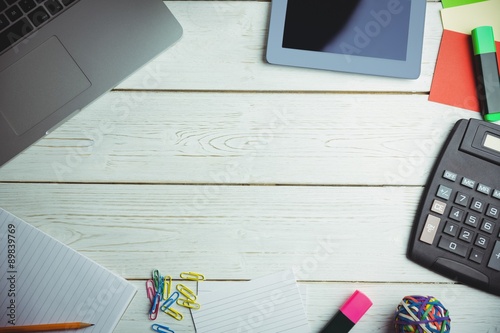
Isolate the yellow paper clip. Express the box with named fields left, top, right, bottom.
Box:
left=177, top=298, right=201, bottom=310
left=176, top=284, right=197, bottom=302
left=163, top=276, right=172, bottom=300
left=180, top=271, right=205, bottom=281
left=166, top=307, right=183, bottom=321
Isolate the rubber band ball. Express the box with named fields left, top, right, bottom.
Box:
left=394, top=295, right=451, bottom=333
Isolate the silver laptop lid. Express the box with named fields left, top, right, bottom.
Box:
left=0, top=0, right=182, bottom=167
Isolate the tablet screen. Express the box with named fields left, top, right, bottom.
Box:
left=282, top=0, right=411, bottom=61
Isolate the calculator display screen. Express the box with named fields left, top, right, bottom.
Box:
left=484, top=133, right=500, bottom=153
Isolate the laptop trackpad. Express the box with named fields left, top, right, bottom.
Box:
left=0, top=37, right=91, bottom=135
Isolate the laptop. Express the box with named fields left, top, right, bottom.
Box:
left=0, top=0, right=182, bottom=167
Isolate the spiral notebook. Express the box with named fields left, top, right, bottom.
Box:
left=0, top=208, right=136, bottom=332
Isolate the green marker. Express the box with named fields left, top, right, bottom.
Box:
left=471, top=26, right=500, bottom=122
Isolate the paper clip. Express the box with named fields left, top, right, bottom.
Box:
left=146, top=279, right=156, bottom=304
left=166, top=307, right=184, bottom=321
left=180, top=271, right=205, bottom=281
left=151, top=324, right=175, bottom=333
left=163, top=276, right=172, bottom=300
left=157, top=277, right=164, bottom=297
left=176, top=284, right=197, bottom=302
left=160, top=291, right=180, bottom=313
left=152, top=269, right=161, bottom=290
left=149, top=293, right=161, bottom=320
left=177, top=298, right=201, bottom=310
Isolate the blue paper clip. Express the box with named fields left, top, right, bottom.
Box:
left=160, top=291, right=180, bottom=313
left=149, top=293, right=161, bottom=320
left=151, top=323, right=175, bottom=333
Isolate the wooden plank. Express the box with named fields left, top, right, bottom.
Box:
left=0, top=92, right=476, bottom=184
left=0, top=183, right=465, bottom=283
left=117, top=1, right=444, bottom=92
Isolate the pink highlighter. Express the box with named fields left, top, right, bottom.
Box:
left=320, top=290, right=373, bottom=333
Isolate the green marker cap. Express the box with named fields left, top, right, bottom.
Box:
left=471, top=26, right=496, bottom=55
left=484, top=112, right=500, bottom=123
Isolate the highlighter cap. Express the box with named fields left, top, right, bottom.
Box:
left=340, top=290, right=373, bottom=324
left=472, top=26, right=496, bottom=55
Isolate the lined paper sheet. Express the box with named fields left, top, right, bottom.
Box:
left=0, top=209, right=136, bottom=333
left=192, top=270, right=310, bottom=333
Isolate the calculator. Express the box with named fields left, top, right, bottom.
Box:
left=408, top=118, right=500, bottom=295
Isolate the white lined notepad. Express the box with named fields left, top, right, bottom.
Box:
left=0, top=208, right=136, bottom=332
left=192, top=270, right=310, bottom=333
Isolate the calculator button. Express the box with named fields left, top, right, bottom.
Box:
left=438, top=237, right=468, bottom=257
left=420, top=214, right=441, bottom=245
left=493, top=189, right=500, bottom=200
left=469, top=249, right=484, bottom=264
left=443, top=221, right=459, bottom=237
left=470, top=198, right=485, bottom=213
left=431, top=200, right=447, bottom=215
left=461, top=177, right=475, bottom=189
left=480, top=219, right=495, bottom=234
left=465, top=213, right=480, bottom=228
left=477, top=183, right=492, bottom=195
left=454, top=192, right=470, bottom=207
left=443, top=170, right=457, bottom=182
left=449, top=207, right=465, bottom=222
left=458, top=228, right=474, bottom=243
left=474, top=234, right=489, bottom=249
left=486, top=204, right=499, bottom=219
left=487, top=241, right=500, bottom=271
left=436, top=185, right=452, bottom=200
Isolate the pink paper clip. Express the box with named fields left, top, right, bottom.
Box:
left=146, top=279, right=156, bottom=304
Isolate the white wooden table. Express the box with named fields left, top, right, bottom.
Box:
left=0, top=1, right=498, bottom=332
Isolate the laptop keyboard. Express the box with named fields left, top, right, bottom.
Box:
left=0, top=0, right=79, bottom=54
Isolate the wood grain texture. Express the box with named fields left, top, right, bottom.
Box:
left=1, top=1, right=497, bottom=333
left=0, top=93, right=476, bottom=184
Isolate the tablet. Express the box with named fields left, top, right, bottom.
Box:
left=266, top=0, right=427, bottom=79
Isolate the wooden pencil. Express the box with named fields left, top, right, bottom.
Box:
left=0, top=322, right=93, bottom=333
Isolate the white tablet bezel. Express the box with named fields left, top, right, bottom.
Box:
left=266, top=0, right=427, bottom=79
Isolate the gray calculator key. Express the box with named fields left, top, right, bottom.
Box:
left=437, top=185, right=452, bottom=200
left=449, top=206, right=465, bottom=222
left=477, top=183, right=492, bottom=195
left=438, top=237, right=468, bottom=257
left=443, top=170, right=457, bottom=182
left=487, top=241, right=500, bottom=271
left=486, top=204, right=499, bottom=219
left=431, top=200, right=447, bottom=215
left=461, top=177, right=475, bottom=188
left=493, top=189, right=500, bottom=200
left=420, top=214, right=441, bottom=245
left=455, top=192, right=470, bottom=207
left=470, top=249, right=484, bottom=264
